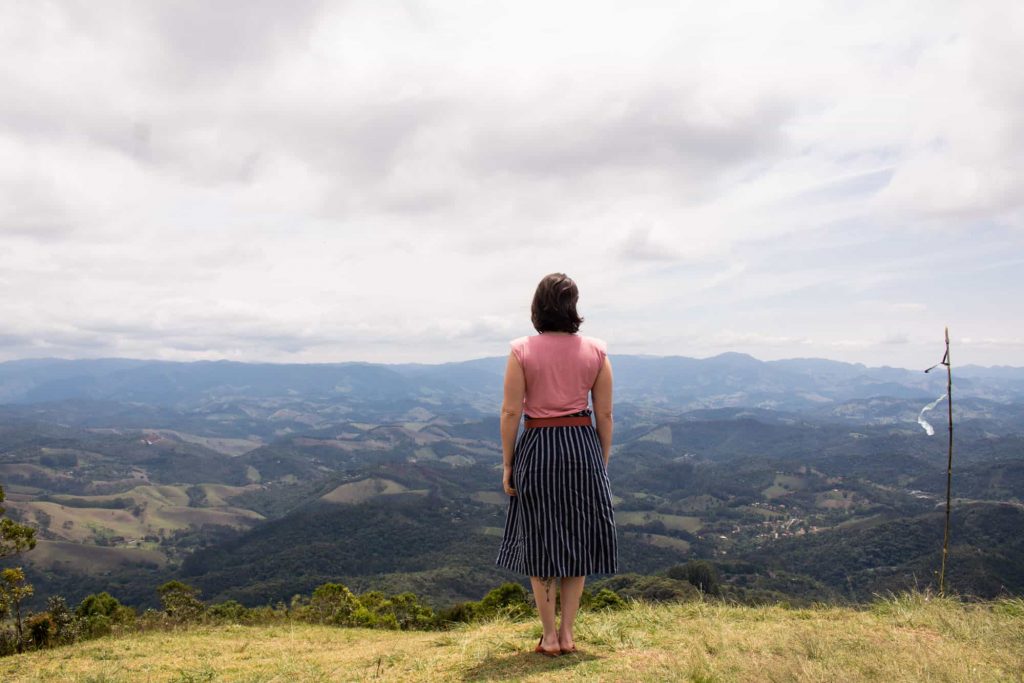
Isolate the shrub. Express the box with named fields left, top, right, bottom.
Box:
left=352, top=604, right=399, bottom=629
left=157, top=580, right=205, bottom=624
left=436, top=601, right=477, bottom=625
left=476, top=582, right=532, bottom=620
left=306, top=582, right=360, bottom=625
left=246, top=605, right=283, bottom=624
left=354, top=591, right=399, bottom=629
left=355, top=591, right=435, bottom=630
left=388, top=592, right=436, bottom=630
left=26, top=612, right=55, bottom=648
left=46, top=595, right=81, bottom=645
left=136, top=607, right=167, bottom=632
left=289, top=593, right=308, bottom=615
left=82, top=614, right=113, bottom=638
left=0, top=627, right=19, bottom=657
left=207, top=600, right=250, bottom=623
left=596, top=573, right=700, bottom=602
left=74, top=591, right=136, bottom=637
left=76, top=591, right=122, bottom=619
left=588, top=588, right=627, bottom=611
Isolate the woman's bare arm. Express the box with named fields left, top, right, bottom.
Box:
left=591, top=356, right=614, bottom=466
left=500, top=351, right=525, bottom=494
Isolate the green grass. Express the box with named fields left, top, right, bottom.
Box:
left=3, top=593, right=1021, bottom=681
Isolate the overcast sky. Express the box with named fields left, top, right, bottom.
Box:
left=1, top=1, right=1021, bottom=368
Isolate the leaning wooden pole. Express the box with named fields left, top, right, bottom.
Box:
left=939, top=327, right=953, bottom=596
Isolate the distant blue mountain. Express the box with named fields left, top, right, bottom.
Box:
left=0, top=354, right=1021, bottom=417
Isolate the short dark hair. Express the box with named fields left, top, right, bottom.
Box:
left=531, top=273, right=584, bottom=333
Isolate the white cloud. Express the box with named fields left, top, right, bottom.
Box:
left=0, top=0, right=1021, bottom=367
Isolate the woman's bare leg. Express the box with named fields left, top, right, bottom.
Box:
left=558, top=576, right=585, bottom=651
left=529, top=576, right=560, bottom=652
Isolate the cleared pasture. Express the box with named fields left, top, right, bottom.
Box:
left=19, top=539, right=168, bottom=572
left=616, top=510, right=702, bottom=532
left=319, top=478, right=428, bottom=505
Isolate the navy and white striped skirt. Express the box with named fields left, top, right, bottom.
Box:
left=495, top=411, right=618, bottom=577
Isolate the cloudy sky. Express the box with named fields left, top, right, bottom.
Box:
left=1, top=1, right=1021, bottom=367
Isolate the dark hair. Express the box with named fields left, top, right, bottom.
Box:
left=531, top=273, right=584, bottom=333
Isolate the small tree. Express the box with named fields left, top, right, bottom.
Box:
left=0, top=567, right=34, bottom=653
left=76, top=591, right=122, bottom=619
left=0, top=485, right=37, bottom=560
left=306, top=582, right=359, bottom=625
left=157, top=580, right=205, bottom=623
left=75, top=591, right=134, bottom=637
left=46, top=595, right=80, bottom=645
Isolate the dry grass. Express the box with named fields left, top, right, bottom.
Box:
left=1, top=594, right=1021, bottom=682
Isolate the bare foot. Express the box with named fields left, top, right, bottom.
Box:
left=539, top=633, right=561, bottom=655
left=558, top=630, right=576, bottom=653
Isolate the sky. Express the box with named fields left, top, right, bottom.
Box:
left=1, top=1, right=1021, bottom=368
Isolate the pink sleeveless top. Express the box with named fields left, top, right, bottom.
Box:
left=510, top=333, right=608, bottom=418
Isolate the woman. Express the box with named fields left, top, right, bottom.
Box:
left=494, top=272, right=617, bottom=657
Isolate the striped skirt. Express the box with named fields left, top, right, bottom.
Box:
left=495, top=411, right=618, bottom=577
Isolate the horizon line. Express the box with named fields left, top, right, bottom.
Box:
left=1, top=352, right=1020, bottom=373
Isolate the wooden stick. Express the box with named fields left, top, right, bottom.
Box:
left=939, top=327, right=953, bottom=596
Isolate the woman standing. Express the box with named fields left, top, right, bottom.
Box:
left=495, top=272, right=618, bottom=657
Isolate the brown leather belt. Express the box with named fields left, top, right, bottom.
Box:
left=524, top=415, right=593, bottom=429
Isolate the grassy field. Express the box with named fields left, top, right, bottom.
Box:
left=2, top=593, right=1021, bottom=682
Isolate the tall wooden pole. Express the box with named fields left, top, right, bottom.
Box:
left=939, top=327, right=953, bottom=596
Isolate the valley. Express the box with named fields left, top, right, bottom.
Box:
left=1, top=354, right=1021, bottom=612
